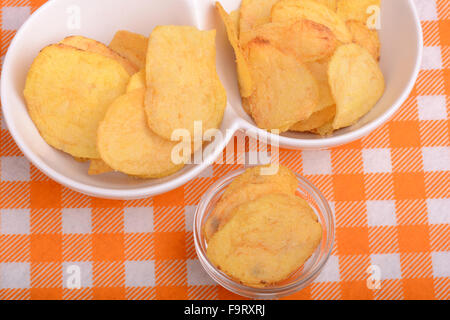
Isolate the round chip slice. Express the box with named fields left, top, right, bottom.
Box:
left=271, top=0, right=352, bottom=43
left=240, top=19, right=337, bottom=63
left=126, top=69, right=146, bottom=93
left=305, top=59, right=335, bottom=112
left=145, top=26, right=227, bottom=141
left=97, top=89, right=185, bottom=178
left=60, top=36, right=138, bottom=75
left=337, top=0, right=381, bottom=24
left=24, top=44, right=130, bottom=159
left=88, top=159, right=114, bottom=176
left=216, top=2, right=253, bottom=98
left=247, top=40, right=319, bottom=131
left=207, top=194, right=322, bottom=287
left=315, top=0, right=337, bottom=11
left=204, top=165, right=298, bottom=241
left=239, top=0, right=280, bottom=38
left=346, top=20, right=380, bottom=61
left=109, top=30, right=148, bottom=70
left=328, top=43, right=385, bottom=130
left=290, top=105, right=336, bottom=132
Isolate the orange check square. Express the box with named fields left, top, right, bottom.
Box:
left=439, top=20, right=450, bottom=46
left=30, top=234, right=62, bottom=262
left=153, top=187, right=184, bottom=207
left=398, top=225, right=430, bottom=252
left=389, top=121, right=421, bottom=148
left=29, top=0, right=47, bottom=8
left=336, top=227, right=369, bottom=255
left=217, top=287, right=250, bottom=300
left=393, top=173, right=426, bottom=200
left=154, top=232, right=186, bottom=260
left=333, top=174, right=366, bottom=201
left=282, top=287, right=311, bottom=300
left=92, top=234, right=124, bottom=261
left=156, top=286, right=188, bottom=300
left=341, top=281, right=373, bottom=300
left=403, top=278, right=435, bottom=300
left=30, top=181, right=61, bottom=209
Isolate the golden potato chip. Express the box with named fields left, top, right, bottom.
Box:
left=311, top=120, right=334, bottom=136
left=207, top=194, right=322, bottom=288
left=223, top=164, right=298, bottom=198
left=337, top=0, right=381, bottom=25
left=74, top=157, right=89, bottom=163
left=127, top=69, right=146, bottom=93
left=204, top=165, right=298, bottom=241
left=247, top=40, right=319, bottom=132
left=305, top=59, right=334, bottom=112
left=60, top=36, right=138, bottom=75
left=242, top=97, right=251, bottom=115
left=290, top=105, right=336, bottom=132
left=109, top=30, right=149, bottom=70
left=314, top=0, right=336, bottom=11
left=24, top=44, right=130, bottom=159
left=145, top=26, right=226, bottom=141
left=88, top=159, right=114, bottom=175
left=328, top=43, right=385, bottom=130
left=239, top=0, right=280, bottom=37
left=230, top=9, right=240, bottom=35
left=216, top=2, right=253, bottom=98
left=98, top=89, right=185, bottom=178
left=271, top=0, right=352, bottom=43
left=241, top=19, right=336, bottom=63
left=346, top=20, right=380, bottom=61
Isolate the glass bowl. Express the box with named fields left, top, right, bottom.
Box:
left=193, top=167, right=335, bottom=299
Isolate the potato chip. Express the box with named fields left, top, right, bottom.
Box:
left=230, top=9, right=240, bottom=35
left=305, top=59, right=334, bottom=112
left=60, top=36, right=138, bottom=75
left=127, top=69, right=146, bottom=93
left=204, top=164, right=299, bottom=241
left=216, top=2, right=253, bottom=98
left=109, top=30, right=149, bottom=70
left=242, top=97, right=252, bottom=115
left=24, top=44, right=130, bottom=159
left=290, top=105, right=336, bottom=132
left=271, top=0, right=352, bottom=43
left=346, top=20, right=380, bottom=61
left=241, top=19, right=336, bottom=63
left=145, top=26, right=226, bottom=141
left=88, top=159, right=114, bottom=175
left=247, top=40, right=319, bottom=132
left=222, top=164, right=298, bottom=199
left=98, top=89, right=185, bottom=178
left=337, top=0, right=381, bottom=25
left=207, top=194, right=322, bottom=288
left=328, top=43, right=385, bottom=130
left=239, top=0, right=280, bottom=37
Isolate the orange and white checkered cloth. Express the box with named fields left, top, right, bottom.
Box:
left=0, top=0, right=449, bottom=300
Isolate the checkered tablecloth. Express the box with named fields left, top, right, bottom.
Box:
left=0, top=0, right=449, bottom=300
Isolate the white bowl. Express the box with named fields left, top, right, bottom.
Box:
left=1, top=0, right=422, bottom=199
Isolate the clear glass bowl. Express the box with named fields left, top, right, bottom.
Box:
left=193, top=167, right=335, bottom=299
